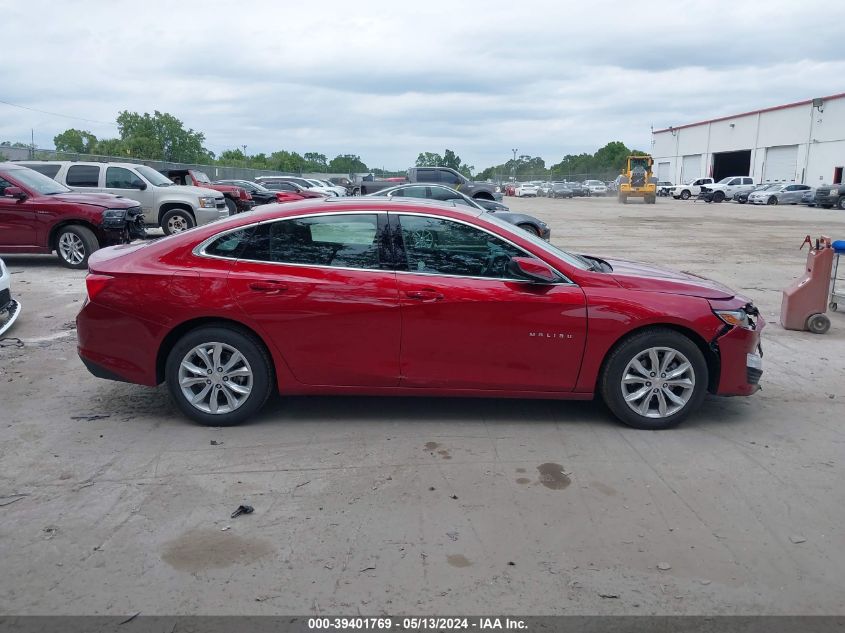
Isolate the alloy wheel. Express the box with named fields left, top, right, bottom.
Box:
left=621, top=346, right=696, bottom=419
left=167, top=215, right=189, bottom=233
left=58, top=232, right=86, bottom=265
left=178, top=342, right=254, bottom=414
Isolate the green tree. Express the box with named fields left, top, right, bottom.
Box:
left=415, top=151, right=443, bottom=167
left=115, top=110, right=212, bottom=162
left=53, top=129, right=98, bottom=154
left=94, top=138, right=127, bottom=156
left=303, top=152, right=328, bottom=172
left=328, top=154, right=368, bottom=173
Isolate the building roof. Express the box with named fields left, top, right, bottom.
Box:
left=653, top=92, right=845, bottom=134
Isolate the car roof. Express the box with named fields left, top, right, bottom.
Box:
left=15, top=160, right=154, bottom=170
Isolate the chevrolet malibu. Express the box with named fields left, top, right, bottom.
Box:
left=77, top=198, right=764, bottom=430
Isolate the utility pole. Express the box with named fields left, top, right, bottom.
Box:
left=30, top=129, right=35, bottom=159
left=511, top=148, right=518, bottom=182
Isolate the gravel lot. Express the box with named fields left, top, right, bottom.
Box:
left=1, top=195, right=844, bottom=616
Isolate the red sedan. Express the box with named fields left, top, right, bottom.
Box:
left=77, top=198, right=764, bottom=430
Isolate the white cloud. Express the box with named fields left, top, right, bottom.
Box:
left=1, top=0, right=843, bottom=170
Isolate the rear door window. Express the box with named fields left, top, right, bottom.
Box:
left=66, top=165, right=100, bottom=188
left=242, top=214, right=383, bottom=270
left=26, top=164, right=61, bottom=179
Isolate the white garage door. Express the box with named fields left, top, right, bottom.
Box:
left=681, top=154, right=701, bottom=183
left=763, top=145, right=798, bottom=183
left=657, top=161, right=670, bottom=182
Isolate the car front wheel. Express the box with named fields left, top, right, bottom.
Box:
left=56, top=225, right=99, bottom=269
left=600, top=328, right=708, bottom=430
left=161, top=208, right=196, bottom=235
left=680, top=190, right=691, bottom=200
left=165, top=326, right=273, bottom=426
left=838, top=197, right=845, bottom=211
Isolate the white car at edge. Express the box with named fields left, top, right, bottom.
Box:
left=516, top=183, right=539, bottom=197
left=0, top=258, right=21, bottom=336
left=583, top=179, right=608, bottom=195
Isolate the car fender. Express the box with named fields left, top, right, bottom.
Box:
left=574, top=288, right=724, bottom=393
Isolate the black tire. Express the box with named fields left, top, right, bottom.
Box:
left=517, top=223, right=541, bottom=237
left=165, top=325, right=274, bottom=426
left=838, top=197, right=845, bottom=211
left=767, top=196, right=778, bottom=206
left=738, top=199, right=746, bottom=204
left=55, top=224, right=99, bottom=269
left=161, top=208, right=196, bottom=235
left=224, top=198, right=237, bottom=216
left=713, top=191, right=725, bottom=203
left=680, top=190, right=691, bottom=200
left=600, top=328, right=708, bottom=430
left=821, top=204, right=832, bottom=209
left=806, top=313, right=831, bottom=335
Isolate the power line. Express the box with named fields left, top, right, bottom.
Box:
left=0, top=99, right=117, bottom=127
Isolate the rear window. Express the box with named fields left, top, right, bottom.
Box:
left=204, top=228, right=255, bottom=259
left=25, top=164, right=61, bottom=179
left=66, top=165, right=100, bottom=187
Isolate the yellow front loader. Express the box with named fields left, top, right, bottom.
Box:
left=618, top=155, right=656, bottom=204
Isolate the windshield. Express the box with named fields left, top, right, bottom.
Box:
left=5, top=167, right=71, bottom=195
left=192, top=170, right=211, bottom=184
left=136, top=165, right=173, bottom=187
left=481, top=212, right=589, bottom=271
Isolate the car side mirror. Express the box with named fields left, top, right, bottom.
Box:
left=134, top=182, right=147, bottom=190
left=507, top=256, right=559, bottom=283
left=4, top=186, right=27, bottom=200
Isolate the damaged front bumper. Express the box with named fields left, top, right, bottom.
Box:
left=713, top=312, right=766, bottom=396
left=100, top=206, right=146, bottom=244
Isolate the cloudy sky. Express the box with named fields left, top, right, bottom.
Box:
left=1, top=0, right=843, bottom=170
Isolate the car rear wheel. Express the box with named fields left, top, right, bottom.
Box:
left=224, top=198, right=237, bottom=216
left=600, top=328, right=708, bottom=430
left=161, top=208, right=196, bottom=235
left=517, top=223, right=540, bottom=237
left=56, top=225, right=99, bottom=269
left=165, top=326, right=273, bottom=426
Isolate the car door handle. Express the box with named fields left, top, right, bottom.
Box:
left=248, top=280, right=288, bottom=294
left=405, top=289, right=444, bottom=302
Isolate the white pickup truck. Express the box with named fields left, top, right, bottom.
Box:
left=701, top=176, right=756, bottom=202
left=670, top=177, right=714, bottom=200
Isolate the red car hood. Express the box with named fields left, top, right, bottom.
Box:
left=53, top=192, right=139, bottom=208
left=605, top=258, right=736, bottom=299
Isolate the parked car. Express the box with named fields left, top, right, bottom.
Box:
left=213, top=179, right=303, bottom=205
left=516, top=183, right=539, bottom=197
left=733, top=184, right=775, bottom=204
left=163, top=169, right=254, bottom=214
left=537, top=182, right=553, bottom=197
left=17, top=161, right=228, bottom=235
left=77, top=198, right=764, bottom=430
left=305, top=179, right=347, bottom=197
left=748, top=183, right=813, bottom=205
left=0, top=257, right=21, bottom=336
left=656, top=181, right=674, bottom=197
left=583, top=180, right=608, bottom=196
left=549, top=183, right=574, bottom=199
left=257, top=179, right=328, bottom=199
left=503, top=182, right=517, bottom=196
left=0, top=163, right=145, bottom=268
left=670, top=177, right=714, bottom=200
left=328, top=177, right=361, bottom=196
left=369, top=183, right=550, bottom=239
left=701, top=176, right=756, bottom=203
left=255, top=176, right=339, bottom=197
left=566, top=182, right=591, bottom=197
left=814, top=183, right=845, bottom=209
left=355, top=167, right=502, bottom=200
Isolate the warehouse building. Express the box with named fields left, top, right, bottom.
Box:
left=651, top=92, right=845, bottom=187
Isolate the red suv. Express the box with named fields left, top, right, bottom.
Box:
left=77, top=198, right=764, bottom=430
left=0, top=164, right=145, bottom=268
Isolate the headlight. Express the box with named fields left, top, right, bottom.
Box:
left=495, top=186, right=501, bottom=193
left=713, top=308, right=752, bottom=329
left=102, top=209, right=127, bottom=220
left=198, top=196, right=217, bottom=208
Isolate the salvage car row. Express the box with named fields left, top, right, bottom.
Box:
left=662, top=175, right=845, bottom=209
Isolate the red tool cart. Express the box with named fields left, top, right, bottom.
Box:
left=780, top=235, right=836, bottom=334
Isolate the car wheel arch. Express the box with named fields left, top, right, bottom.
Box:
left=472, top=192, right=494, bottom=201
left=158, top=202, right=195, bottom=225
left=49, top=220, right=100, bottom=251
left=155, top=316, right=279, bottom=387
left=594, top=322, right=720, bottom=395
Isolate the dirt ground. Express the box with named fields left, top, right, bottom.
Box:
left=1, top=195, right=844, bottom=616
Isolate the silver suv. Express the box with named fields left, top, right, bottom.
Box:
left=17, top=161, right=228, bottom=234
